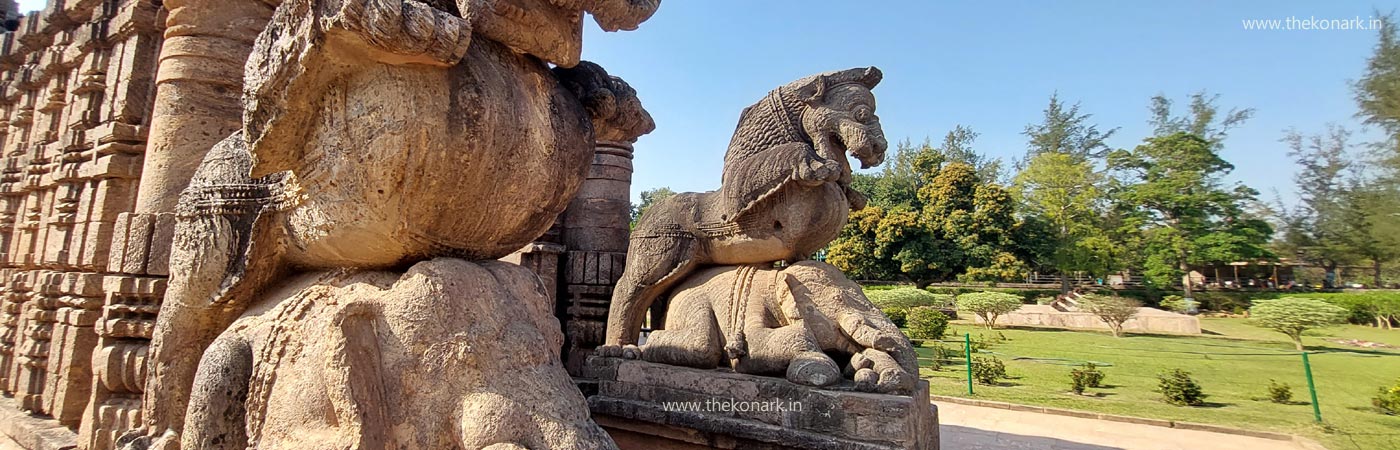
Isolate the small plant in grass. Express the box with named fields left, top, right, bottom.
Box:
left=971, top=356, right=1007, bottom=385
left=1266, top=379, right=1293, bottom=404
left=906, top=307, right=949, bottom=339
left=1157, top=369, right=1207, bottom=406
left=1375, top=379, right=1400, bottom=415
left=1069, top=363, right=1105, bottom=395
left=927, top=342, right=954, bottom=371
left=957, top=292, right=1023, bottom=329
left=1248, top=297, right=1349, bottom=350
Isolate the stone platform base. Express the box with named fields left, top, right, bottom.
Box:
left=585, top=357, right=939, bottom=449
left=0, top=397, right=76, bottom=450
left=983, top=305, right=1202, bottom=334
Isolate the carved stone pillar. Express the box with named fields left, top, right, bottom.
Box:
left=132, top=0, right=271, bottom=214
left=560, top=140, right=634, bottom=375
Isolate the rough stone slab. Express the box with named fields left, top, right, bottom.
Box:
left=0, top=396, right=77, bottom=450
left=588, top=357, right=938, bottom=449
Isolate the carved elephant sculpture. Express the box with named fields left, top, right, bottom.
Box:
left=123, top=0, right=658, bottom=448
left=632, top=261, right=918, bottom=394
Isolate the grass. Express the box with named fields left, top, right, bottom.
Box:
left=917, top=318, right=1400, bottom=450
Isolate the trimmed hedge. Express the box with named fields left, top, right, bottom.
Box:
left=860, top=282, right=1400, bottom=321
left=866, top=287, right=953, bottom=328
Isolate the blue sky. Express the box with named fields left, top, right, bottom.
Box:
left=16, top=1, right=1391, bottom=206
left=577, top=1, right=1392, bottom=206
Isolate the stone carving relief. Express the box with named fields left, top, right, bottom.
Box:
left=600, top=67, right=917, bottom=393
left=644, top=261, right=917, bottom=393
left=113, top=0, right=658, bottom=449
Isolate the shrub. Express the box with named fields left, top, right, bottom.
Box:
left=868, top=287, right=940, bottom=308
left=1316, top=292, right=1400, bottom=328
left=906, top=307, right=949, bottom=340
left=1267, top=379, right=1292, bottom=404
left=1079, top=294, right=1140, bottom=337
left=1034, top=295, right=1057, bottom=305
left=971, top=356, right=1007, bottom=385
left=1248, top=297, right=1349, bottom=350
left=957, top=292, right=1024, bottom=329
left=927, top=342, right=954, bottom=371
left=1375, top=379, right=1400, bottom=415
left=1159, top=295, right=1199, bottom=314
left=883, top=307, right=908, bottom=327
left=1157, top=369, right=1207, bottom=406
left=869, top=288, right=948, bottom=328
left=1080, top=363, right=1105, bottom=387
left=1069, top=363, right=1105, bottom=395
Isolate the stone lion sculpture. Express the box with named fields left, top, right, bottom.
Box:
left=641, top=261, right=918, bottom=393
left=123, top=1, right=658, bottom=449
left=603, top=67, right=889, bottom=350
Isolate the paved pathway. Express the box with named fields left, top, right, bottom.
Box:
left=937, top=402, right=1317, bottom=450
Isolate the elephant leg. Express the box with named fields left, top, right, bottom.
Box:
left=180, top=336, right=255, bottom=450
left=849, top=348, right=916, bottom=394
left=604, top=234, right=700, bottom=348
left=639, top=297, right=723, bottom=369
left=733, top=325, right=839, bottom=387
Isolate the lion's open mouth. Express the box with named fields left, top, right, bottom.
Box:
left=833, top=132, right=881, bottom=170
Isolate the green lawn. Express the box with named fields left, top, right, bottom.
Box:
left=918, top=318, right=1400, bottom=450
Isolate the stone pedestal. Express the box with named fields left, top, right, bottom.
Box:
left=585, top=357, right=939, bottom=450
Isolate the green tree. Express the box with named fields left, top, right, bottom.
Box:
left=1021, top=93, right=1118, bottom=165
left=631, top=186, right=676, bottom=227
left=1248, top=297, right=1349, bottom=350
left=1079, top=294, right=1140, bottom=338
left=826, top=206, right=903, bottom=281
left=1148, top=92, right=1254, bottom=148
left=1351, top=12, right=1400, bottom=286
left=852, top=139, right=924, bottom=209
left=830, top=138, right=1026, bottom=286
left=1109, top=132, right=1272, bottom=299
left=919, top=159, right=1024, bottom=284
left=957, top=291, right=1023, bottom=329
left=933, top=125, right=1003, bottom=183
left=1342, top=182, right=1400, bottom=287
left=1014, top=152, right=1117, bottom=292
left=1355, top=11, right=1400, bottom=165
left=1276, top=126, right=1357, bottom=286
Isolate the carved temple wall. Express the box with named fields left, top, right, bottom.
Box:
left=0, top=2, right=638, bottom=449
left=0, top=1, right=163, bottom=449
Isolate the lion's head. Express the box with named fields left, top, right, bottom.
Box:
left=789, top=67, right=888, bottom=170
